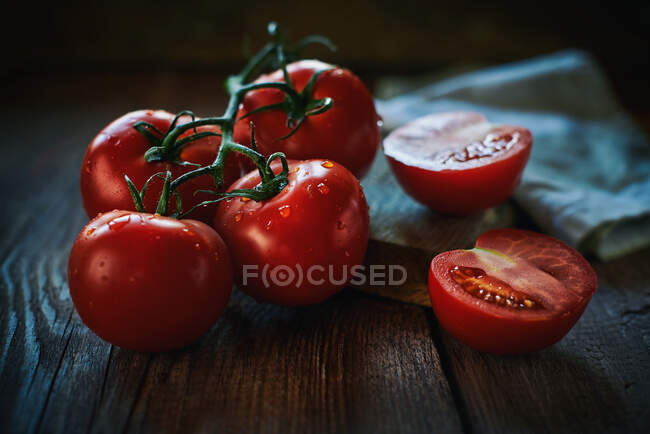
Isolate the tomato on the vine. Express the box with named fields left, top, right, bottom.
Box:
left=81, top=110, right=240, bottom=224
left=214, top=159, right=369, bottom=306
left=428, top=229, right=597, bottom=354
left=234, top=60, right=381, bottom=178
left=383, top=112, right=532, bottom=215
left=68, top=210, right=233, bottom=351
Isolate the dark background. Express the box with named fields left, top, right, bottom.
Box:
left=1, top=3, right=650, bottom=433
left=3, top=0, right=649, bottom=120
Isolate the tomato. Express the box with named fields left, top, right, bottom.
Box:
left=214, top=159, right=369, bottom=306
left=68, top=210, right=232, bottom=351
left=234, top=60, right=381, bottom=178
left=383, top=111, right=532, bottom=215
left=428, top=228, right=597, bottom=354
left=81, top=110, right=240, bottom=224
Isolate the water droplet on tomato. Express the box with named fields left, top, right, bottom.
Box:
left=317, top=183, right=330, bottom=195
left=265, top=219, right=272, bottom=231
left=321, top=161, right=334, bottom=168
left=278, top=205, right=291, bottom=218
left=293, top=167, right=300, bottom=172
left=214, top=252, right=219, bottom=261
left=240, top=197, right=251, bottom=202
left=344, top=251, right=350, bottom=257
left=194, top=243, right=201, bottom=251
left=234, top=212, right=243, bottom=222
left=108, top=215, right=130, bottom=230
left=155, top=235, right=161, bottom=240
left=86, top=228, right=96, bottom=236
left=337, top=221, right=346, bottom=230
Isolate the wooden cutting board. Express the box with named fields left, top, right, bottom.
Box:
left=356, top=154, right=516, bottom=306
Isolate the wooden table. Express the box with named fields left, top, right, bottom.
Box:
left=1, top=74, right=649, bottom=434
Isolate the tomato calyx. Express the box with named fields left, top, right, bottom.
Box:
left=132, top=110, right=220, bottom=165
left=238, top=67, right=335, bottom=141
left=236, top=22, right=337, bottom=141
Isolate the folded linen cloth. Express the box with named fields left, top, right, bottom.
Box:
left=375, top=50, right=650, bottom=261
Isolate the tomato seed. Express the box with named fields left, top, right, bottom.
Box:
left=449, top=265, right=541, bottom=310
left=443, top=132, right=519, bottom=164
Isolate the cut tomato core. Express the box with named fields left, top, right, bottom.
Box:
left=449, top=265, right=542, bottom=310
left=443, top=132, right=519, bottom=164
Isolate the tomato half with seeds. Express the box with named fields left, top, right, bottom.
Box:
left=428, top=229, right=597, bottom=354
left=234, top=60, right=381, bottom=178
left=81, top=110, right=240, bottom=224
left=68, top=210, right=233, bottom=351
left=383, top=112, right=532, bottom=215
left=214, top=159, right=369, bottom=306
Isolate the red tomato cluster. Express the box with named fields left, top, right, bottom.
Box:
left=68, top=35, right=597, bottom=355
left=69, top=59, right=375, bottom=351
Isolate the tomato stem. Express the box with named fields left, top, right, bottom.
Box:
left=130, top=22, right=336, bottom=217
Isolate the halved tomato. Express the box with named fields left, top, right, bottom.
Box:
left=383, top=112, right=532, bottom=215
left=428, top=229, right=597, bottom=354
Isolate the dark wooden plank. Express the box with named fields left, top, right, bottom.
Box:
left=98, top=292, right=462, bottom=434
left=2, top=74, right=649, bottom=434
left=433, top=247, right=650, bottom=434
left=0, top=80, right=463, bottom=434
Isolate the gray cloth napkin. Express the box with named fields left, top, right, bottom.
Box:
left=376, top=50, right=650, bottom=261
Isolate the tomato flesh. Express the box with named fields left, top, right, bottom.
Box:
left=234, top=60, right=381, bottom=178
left=68, top=210, right=233, bottom=351
left=428, top=229, right=597, bottom=354
left=383, top=112, right=532, bottom=215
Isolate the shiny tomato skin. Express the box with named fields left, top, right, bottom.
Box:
left=234, top=60, right=381, bottom=178
left=428, top=229, right=597, bottom=354
left=384, top=112, right=532, bottom=215
left=68, top=210, right=233, bottom=352
left=214, top=159, right=369, bottom=306
left=81, top=110, right=240, bottom=224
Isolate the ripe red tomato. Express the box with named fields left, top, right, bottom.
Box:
left=81, top=110, right=240, bottom=224
left=428, top=228, right=597, bottom=354
left=68, top=210, right=233, bottom=351
left=234, top=60, right=381, bottom=178
left=214, top=159, right=369, bottom=306
left=383, top=112, right=532, bottom=215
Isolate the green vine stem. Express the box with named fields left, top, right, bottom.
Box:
left=128, top=22, right=336, bottom=218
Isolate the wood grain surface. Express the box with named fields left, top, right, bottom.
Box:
left=1, top=74, right=649, bottom=434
